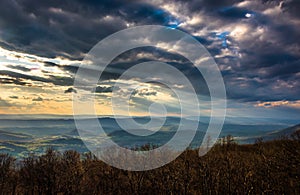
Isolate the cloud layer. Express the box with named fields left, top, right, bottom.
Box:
left=0, top=0, right=299, bottom=117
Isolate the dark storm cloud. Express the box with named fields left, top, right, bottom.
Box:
left=218, top=6, right=254, bottom=19
left=0, top=0, right=178, bottom=60
left=32, top=97, right=43, bottom=101
left=0, top=0, right=212, bottom=96
left=222, top=23, right=300, bottom=101
left=175, top=0, right=300, bottom=102
left=107, top=47, right=194, bottom=75
left=225, top=74, right=300, bottom=102
left=261, top=60, right=300, bottom=79
left=0, top=0, right=299, bottom=104
left=94, top=86, right=114, bottom=93
left=7, top=65, right=31, bottom=72
left=60, top=47, right=197, bottom=83
left=282, top=0, right=300, bottom=18
left=64, top=87, right=77, bottom=93
left=0, top=70, right=73, bottom=86
left=9, top=96, right=19, bottom=99
left=44, top=61, right=60, bottom=67
left=92, top=47, right=210, bottom=96
left=137, top=91, right=157, bottom=97
left=0, top=77, right=28, bottom=86
left=173, top=0, right=243, bottom=12
left=0, top=0, right=120, bottom=59
left=118, top=3, right=178, bottom=26
left=44, top=61, right=81, bottom=76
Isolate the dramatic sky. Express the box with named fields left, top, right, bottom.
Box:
left=0, top=0, right=299, bottom=120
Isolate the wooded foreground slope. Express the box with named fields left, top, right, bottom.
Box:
left=0, top=133, right=300, bottom=194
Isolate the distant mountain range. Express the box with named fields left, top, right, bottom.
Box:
left=244, top=123, right=300, bottom=143
left=234, top=123, right=300, bottom=144
left=0, top=130, right=32, bottom=141
left=0, top=114, right=299, bottom=126
left=0, top=116, right=298, bottom=158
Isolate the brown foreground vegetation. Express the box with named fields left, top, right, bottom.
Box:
left=0, top=135, right=300, bottom=194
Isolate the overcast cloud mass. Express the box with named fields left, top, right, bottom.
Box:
left=0, top=0, right=299, bottom=120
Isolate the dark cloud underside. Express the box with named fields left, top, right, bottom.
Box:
left=0, top=0, right=299, bottom=104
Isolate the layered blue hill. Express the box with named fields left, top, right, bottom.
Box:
left=0, top=116, right=298, bottom=158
